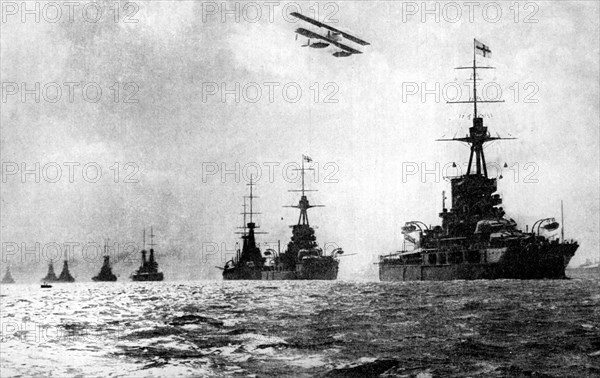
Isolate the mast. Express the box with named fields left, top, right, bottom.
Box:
left=286, top=155, right=322, bottom=226
left=249, top=176, right=254, bottom=224
left=149, top=226, right=156, bottom=264
left=298, top=157, right=309, bottom=225
left=235, top=175, right=266, bottom=254
left=561, top=200, right=564, bottom=242
left=242, top=198, right=248, bottom=237
left=243, top=175, right=261, bottom=229
left=141, top=228, right=147, bottom=266
left=301, top=156, right=306, bottom=197
left=149, top=226, right=156, bottom=248
left=473, top=38, right=478, bottom=119
left=236, top=197, right=248, bottom=262
left=440, top=39, right=511, bottom=178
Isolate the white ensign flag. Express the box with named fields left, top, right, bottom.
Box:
left=475, top=39, right=492, bottom=58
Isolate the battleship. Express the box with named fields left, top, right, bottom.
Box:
left=566, top=258, right=600, bottom=279
left=131, top=228, right=164, bottom=281
left=263, top=155, right=343, bottom=280
left=1, top=266, right=15, bottom=284
left=57, top=260, right=75, bottom=282
left=221, top=158, right=344, bottom=280
left=92, top=240, right=118, bottom=282
left=379, top=40, right=579, bottom=281
left=42, top=262, right=59, bottom=282
left=222, top=176, right=267, bottom=280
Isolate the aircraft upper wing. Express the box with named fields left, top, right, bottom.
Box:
left=436, top=137, right=517, bottom=142
left=295, top=28, right=363, bottom=54
left=290, top=12, right=370, bottom=46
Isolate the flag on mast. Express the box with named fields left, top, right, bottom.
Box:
left=474, top=39, right=492, bottom=58
left=303, top=155, right=312, bottom=162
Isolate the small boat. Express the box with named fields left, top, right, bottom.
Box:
left=41, top=282, right=52, bottom=288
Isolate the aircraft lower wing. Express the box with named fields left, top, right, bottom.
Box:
left=436, top=137, right=517, bottom=142
left=295, top=28, right=362, bottom=54
left=290, top=12, right=370, bottom=46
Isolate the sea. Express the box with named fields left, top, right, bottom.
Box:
left=1, top=276, right=599, bottom=377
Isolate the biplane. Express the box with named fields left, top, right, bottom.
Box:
left=290, top=12, right=370, bottom=57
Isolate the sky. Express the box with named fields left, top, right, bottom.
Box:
left=1, top=0, right=598, bottom=281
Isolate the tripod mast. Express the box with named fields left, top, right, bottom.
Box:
left=285, top=155, right=323, bottom=226
left=439, top=39, right=512, bottom=178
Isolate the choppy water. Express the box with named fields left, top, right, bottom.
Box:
left=1, top=277, right=599, bottom=377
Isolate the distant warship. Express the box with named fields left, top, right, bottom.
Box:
left=567, top=259, right=600, bottom=277
left=57, top=260, right=75, bottom=282
left=42, top=262, right=59, bottom=282
left=263, top=155, right=343, bottom=280
left=92, top=240, right=117, bottom=282
left=1, top=266, right=15, bottom=284
left=222, top=176, right=267, bottom=280
left=379, top=40, right=579, bottom=281
left=131, top=228, right=164, bottom=281
left=579, top=259, right=600, bottom=269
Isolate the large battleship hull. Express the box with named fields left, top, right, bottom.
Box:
left=379, top=243, right=578, bottom=281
